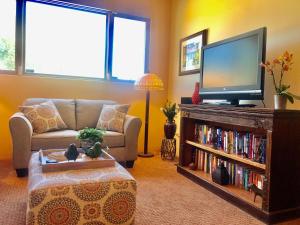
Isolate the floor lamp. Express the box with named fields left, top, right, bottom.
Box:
left=135, top=73, right=164, bottom=157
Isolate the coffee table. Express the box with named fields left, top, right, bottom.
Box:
left=26, top=151, right=136, bottom=225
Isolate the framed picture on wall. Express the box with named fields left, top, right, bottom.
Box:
left=179, top=29, right=208, bottom=76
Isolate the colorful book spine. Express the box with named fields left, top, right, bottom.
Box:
left=194, top=123, right=267, bottom=163
left=193, top=148, right=265, bottom=192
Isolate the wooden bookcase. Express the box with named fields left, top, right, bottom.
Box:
left=178, top=104, right=300, bottom=224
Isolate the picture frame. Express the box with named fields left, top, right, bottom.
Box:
left=179, top=29, right=208, bottom=76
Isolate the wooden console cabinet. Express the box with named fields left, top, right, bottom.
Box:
left=178, top=104, right=300, bottom=224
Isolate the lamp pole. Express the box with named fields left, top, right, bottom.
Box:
left=138, top=90, right=154, bottom=157
left=135, top=73, right=163, bottom=158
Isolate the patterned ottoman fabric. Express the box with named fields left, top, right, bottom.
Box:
left=27, top=152, right=136, bottom=225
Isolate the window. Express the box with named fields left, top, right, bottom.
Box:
left=25, top=1, right=107, bottom=78
left=111, top=16, right=149, bottom=81
left=1, top=0, right=150, bottom=81
left=0, top=0, right=16, bottom=71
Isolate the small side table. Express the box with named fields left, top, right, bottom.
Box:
left=161, top=138, right=176, bottom=160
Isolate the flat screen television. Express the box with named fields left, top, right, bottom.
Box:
left=200, top=27, right=266, bottom=105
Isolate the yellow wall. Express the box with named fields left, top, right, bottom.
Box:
left=168, top=0, right=300, bottom=110
left=168, top=0, right=300, bottom=155
left=2, top=0, right=300, bottom=160
left=0, top=0, right=171, bottom=160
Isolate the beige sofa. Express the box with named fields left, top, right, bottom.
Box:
left=9, top=98, right=142, bottom=177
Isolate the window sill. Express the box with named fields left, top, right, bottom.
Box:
left=0, top=70, right=17, bottom=75
left=23, top=72, right=136, bottom=85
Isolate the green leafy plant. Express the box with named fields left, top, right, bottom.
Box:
left=77, top=128, right=104, bottom=143
left=161, top=101, right=178, bottom=123
left=0, top=38, right=15, bottom=70
left=261, top=51, right=300, bottom=103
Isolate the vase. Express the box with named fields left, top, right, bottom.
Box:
left=274, top=94, right=287, bottom=110
left=212, top=162, right=229, bottom=185
left=164, top=121, right=176, bottom=139
left=192, top=82, right=201, bottom=104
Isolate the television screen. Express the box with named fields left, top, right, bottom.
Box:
left=202, top=35, right=259, bottom=88
left=200, top=28, right=266, bottom=103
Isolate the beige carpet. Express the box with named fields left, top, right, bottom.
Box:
left=0, top=156, right=299, bottom=225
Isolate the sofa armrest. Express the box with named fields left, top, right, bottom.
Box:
left=123, top=115, right=142, bottom=160
left=9, top=112, right=33, bottom=169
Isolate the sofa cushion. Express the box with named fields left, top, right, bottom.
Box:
left=20, top=101, right=67, bottom=134
left=23, top=98, right=76, bottom=130
left=102, top=131, right=125, bottom=148
left=96, top=104, right=130, bottom=133
left=32, top=130, right=80, bottom=151
left=75, top=99, right=116, bottom=130
left=32, top=130, right=125, bottom=151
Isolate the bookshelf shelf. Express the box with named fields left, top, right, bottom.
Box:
left=178, top=104, right=300, bottom=224
left=185, top=140, right=266, bottom=170
left=177, top=165, right=262, bottom=209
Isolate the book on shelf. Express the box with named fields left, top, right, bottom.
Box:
left=193, top=149, right=265, bottom=192
left=194, top=124, right=266, bottom=164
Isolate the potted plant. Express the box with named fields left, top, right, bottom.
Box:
left=261, top=51, right=300, bottom=109
left=161, top=101, right=178, bottom=139
left=77, top=128, right=104, bottom=150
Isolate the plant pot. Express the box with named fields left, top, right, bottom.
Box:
left=80, top=139, right=95, bottom=150
left=164, top=122, right=176, bottom=139
left=274, top=94, right=287, bottom=110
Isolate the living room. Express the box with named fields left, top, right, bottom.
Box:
left=1, top=0, right=300, bottom=224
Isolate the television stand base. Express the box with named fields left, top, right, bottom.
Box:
left=201, top=100, right=256, bottom=108
left=235, top=104, right=256, bottom=107
left=227, top=99, right=256, bottom=107
left=217, top=103, right=256, bottom=108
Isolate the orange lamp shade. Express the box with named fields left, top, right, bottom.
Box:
left=134, top=73, right=164, bottom=91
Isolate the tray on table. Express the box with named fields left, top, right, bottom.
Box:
left=39, top=148, right=115, bottom=173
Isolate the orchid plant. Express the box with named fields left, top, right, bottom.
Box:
left=261, top=51, right=300, bottom=103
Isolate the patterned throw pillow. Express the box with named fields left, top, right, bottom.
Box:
left=20, top=101, right=67, bottom=134
left=96, top=104, right=130, bottom=133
